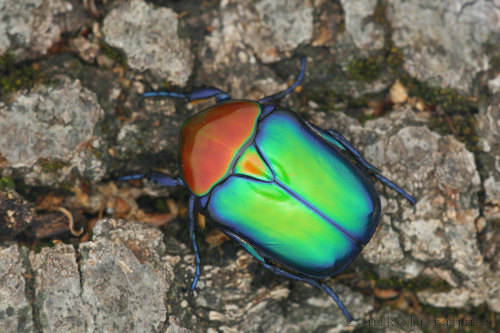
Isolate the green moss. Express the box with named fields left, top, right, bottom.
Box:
left=385, top=44, right=405, bottom=71
left=337, top=19, right=346, bottom=34
left=0, top=52, right=15, bottom=67
left=491, top=219, right=500, bottom=230
left=39, top=160, right=69, bottom=173
left=347, top=95, right=371, bottom=109
left=345, top=43, right=404, bottom=82
left=483, top=39, right=500, bottom=70
left=99, top=42, right=128, bottom=67
left=398, top=73, right=479, bottom=150
left=0, top=177, right=15, bottom=191
left=372, top=1, right=388, bottom=25
left=33, top=241, right=55, bottom=253
left=402, top=80, right=472, bottom=114
left=489, top=55, right=500, bottom=70
left=346, top=57, right=382, bottom=82
left=0, top=53, right=40, bottom=98
left=368, top=273, right=453, bottom=293
left=91, top=148, right=102, bottom=159
left=430, top=113, right=479, bottom=151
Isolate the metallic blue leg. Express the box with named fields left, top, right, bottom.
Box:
left=188, top=195, right=201, bottom=291
left=318, top=282, right=355, bottom=323
left=260, top=104, right=279, bottom=118
left=261, top=263, right=354, bottom=322
left=326, top=129, right=380, bottom=174
left=143, top=56, right=304, bottom=104
left=258, top=56, right=306, bottom=103
left=118, top=173, right=184, bottom=187
left=316, top=127, right=416, bottom=208
left=375, top=174, right=416, bottom=207
left=142, top=87, right=231, bottom=103
left=224, top=231, right=266, bottom=263
left=224, top=230, right=353, bottom=322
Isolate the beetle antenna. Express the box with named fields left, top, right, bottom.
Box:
left=258, top=56, right=306, bottom=103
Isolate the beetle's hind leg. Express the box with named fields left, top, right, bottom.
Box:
left=260, top=263, right=354, bottom=322
left=188, top=195, right=202, bottom=291
left=225, top=230, right=353, bottom=320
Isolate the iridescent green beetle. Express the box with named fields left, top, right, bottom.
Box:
left=121, top=57, right=416, bottom=322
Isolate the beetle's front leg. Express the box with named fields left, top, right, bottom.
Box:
left=188, top=195, right=202, bottom=291
left=142, top=87, right=231, bottom=103
left=258, top=56, right=306, bottom=103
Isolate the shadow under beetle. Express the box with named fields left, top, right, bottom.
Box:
left=120, top=57, right=416, bottom=322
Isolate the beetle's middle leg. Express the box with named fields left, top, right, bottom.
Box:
left=328, top=128, right=416, bottom=206
left=313, top=126, right=416, bottom=207
left=325, top=129, right=381, bottom=174
left=188, top=195, right=202, bottom=291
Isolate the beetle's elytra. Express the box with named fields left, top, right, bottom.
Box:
left=120, top=57, right=416, bottom=322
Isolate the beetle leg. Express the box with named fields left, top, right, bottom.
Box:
left=118, top=173, right=184, bottom=187
left=260, top=263, right=354, bottom=322
left=375, top=173, right=416, bottom=207
left=317, top=281, right=356, bottom=323
left=188, top=195, right=202, bottom=291
left=142, top=87, right=231, bottom=103
left=224, top=232, right=353, bottom=320
left=224, top=231, right=266, bottom=263
left=314, top=127, right=416, bottom=208
left=324, top=128, right=381, bottom=174
left=258, top=56, right=306, bottom=103
left=330, top=129, right=416, bottom=207
left=307, top=122, right=380, bottom=174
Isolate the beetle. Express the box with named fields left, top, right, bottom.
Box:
left=120, top=57, right=416, bottom=322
